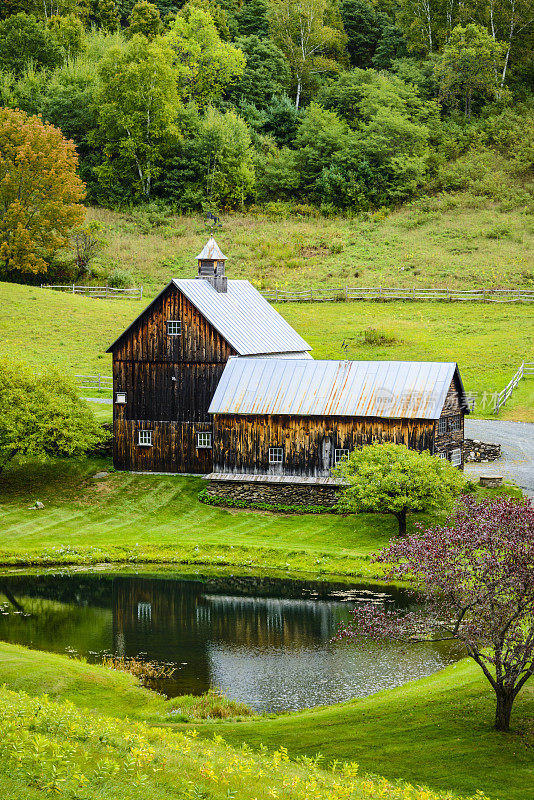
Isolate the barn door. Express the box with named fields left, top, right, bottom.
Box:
left=321, top=436, right=332, bottom=476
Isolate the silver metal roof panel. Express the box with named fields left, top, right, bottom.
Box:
left=174, top=279, right=311, bottom=356
left=196, top=236, right=227, bottom=261
left=209, top=359, right=466, bottom=420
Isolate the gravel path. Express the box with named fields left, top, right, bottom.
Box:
left=84, top=397, right=113, bottom=404
left=464, top=419, right=534, bottom=499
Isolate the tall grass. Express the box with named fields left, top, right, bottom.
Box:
left=0, top=684, right=484, bottom=800
left=87, top=193, right=534, bottom=293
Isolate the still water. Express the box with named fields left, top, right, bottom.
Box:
left=0, top=571, right=461, bottom=712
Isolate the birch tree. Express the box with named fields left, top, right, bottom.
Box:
left=267, top=0, right=347, bottom=108
left=94, top=35, right=179, bottom=200
left=483, top=0, right=534, bottom=87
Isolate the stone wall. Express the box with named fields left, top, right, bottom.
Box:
left=463, top=439, right=501, bottom=463
left=205, top=479, right=340, bottom=507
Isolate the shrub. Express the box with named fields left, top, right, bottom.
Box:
left=485, top=223, right=513, bottom=240
left=107, top=268, right=134, bottom=288
left=362, top=327, right=398, bottom=345
left=167, top=688, right=254, bottom=721
left=198, top=488, right=336, bottom=514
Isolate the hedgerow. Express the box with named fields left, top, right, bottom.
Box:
left=198, top=487, right=337, bottom=514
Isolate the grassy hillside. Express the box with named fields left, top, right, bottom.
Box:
left=87, top=196, right=534, bottom=293
left=0, top=641, right=531, bottom=800
left=0, top=455, right=402, bottom=576
left=0, top=676, right=473, bottom=800
left=194, top=659, right=534, bottom=800
left=0, top=641, right=167, bottom=722
left=1, top=280, right=532, bottom=419
left=0, top=455, right=517, bottom=573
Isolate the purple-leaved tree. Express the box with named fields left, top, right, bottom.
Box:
left=334, top=495, right=534, bottom=731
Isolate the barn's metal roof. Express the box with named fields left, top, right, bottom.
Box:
left=173, top=279, right=311, bottom=356
left=209, top=358, right=468, bottom=420
left=196, top=236, right=227, bottom=261
left=106, top=279, right=311, bottom=356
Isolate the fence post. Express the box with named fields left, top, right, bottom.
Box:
left=98, top=374, right=101, bottom=391
left=345, top=286, right=348, bottom=300
left=140, top=286, right=143, bottom=300
left=310, top=287, right=313, bottom=300
left=73, top=284, right=75, bottom=294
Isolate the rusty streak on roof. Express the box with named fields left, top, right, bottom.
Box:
left=209, top=358, right=469, bottom=420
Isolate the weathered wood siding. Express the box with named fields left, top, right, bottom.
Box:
left=112, top=284, right=235, bottom=364
left=113, top=419, right=213, bottom=473
left=111, top=283, right=235, bottom=473
left=113, top=362, right=226, bottom=422
left=434, top=377, right=465, bottom=462
left=213, top=414, right=436, bottom=478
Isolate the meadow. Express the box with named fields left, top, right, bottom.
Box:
left=86, top=194, right=534, bottom=294
left=1, top=279, right=532, bottom=420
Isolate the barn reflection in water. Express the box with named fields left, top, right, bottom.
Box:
left=0, top=573, right=460, bottom=712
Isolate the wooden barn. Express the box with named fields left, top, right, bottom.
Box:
left=108, top=237, right=469, bottom=504
left=205, top=357, right=469, bottom=506
left=106, top=237, right=311, bottom=474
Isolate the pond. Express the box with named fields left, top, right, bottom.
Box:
left=0, top=571, right=462, bottom=713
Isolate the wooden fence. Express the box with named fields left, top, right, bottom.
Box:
left=494, top=362, right=534, bottom=413
left=75, top=374, right=113, bottom=391
left=261, top=286, right=534, bottom=303
left=73, top=366, right=533, bottom=414
left=41, top=284, right=143, bottom=300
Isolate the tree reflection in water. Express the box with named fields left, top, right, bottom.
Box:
left=0, top=572, right=462, bottom=712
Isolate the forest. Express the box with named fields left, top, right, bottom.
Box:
left=0, top=0, right=533, bottom=209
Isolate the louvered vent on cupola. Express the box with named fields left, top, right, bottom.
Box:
left=195, top=236, right=228, bottom=292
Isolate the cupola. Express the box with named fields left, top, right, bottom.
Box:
left=195, top=236, right=228, bottom=292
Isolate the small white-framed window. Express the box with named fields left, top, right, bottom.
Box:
left=437, top=451, right=447, bottom=460
left=138, top=430, right=152, bottom=447
left=269, top=447, right=284, bottom=464
left=197, top=431, right=212, bottom=449
left=449, top=415, right=461, bottom=431
left=334, top=449, right=350, bottom=463
left=115, top=391, right=127, bottom=404
left=166, top=319, right=182, bottom=336
left=437, top=418, right=447, bottom=435
left=137, top=602, right=152, bottom=621
left=450, top=448, right=462, bottom=467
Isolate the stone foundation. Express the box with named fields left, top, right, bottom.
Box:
left=205, top=478, right=340, bottom=507
left=463, top=439, right=501, bottom=463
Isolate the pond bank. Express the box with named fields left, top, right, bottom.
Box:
left=0, top=639, right=531, bottom=800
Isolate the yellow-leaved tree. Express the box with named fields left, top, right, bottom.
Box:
left=0, top=107, right=85, bottom=277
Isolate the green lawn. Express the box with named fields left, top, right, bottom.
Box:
left=0, top=456, right=396, bottom=576
left=2, top=280, right=532, bottom=419
left=192, top=659, right=534, bottom=800
left=0, top=455, right=516, bottom=574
